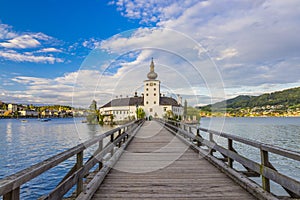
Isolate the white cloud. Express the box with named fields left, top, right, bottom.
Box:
left=111, top=0, right=198, bottom=24
left=107, top=0, right=300, bottom=101
left=2, top=0, right=300, bottom=106
left=0, top=50, right=64, bottom=63
left=82, top=38, right=101, bottom=49
left=216, top=48, right=238, bottom=61
left=0, top=35, right=41, bottom=48
left=0, top=33, right=53, bottom=49
left=37, top=47, right=62, bottom=53
left=0, top=23, right=64, bottom=63
left=0, top=23, right=17, bottom=39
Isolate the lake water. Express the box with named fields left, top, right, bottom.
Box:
left=0, top=117, right=299, bottom=199
left=0, top=118, right=112, bottom=199
left=200, top=117, right=300, bottom=196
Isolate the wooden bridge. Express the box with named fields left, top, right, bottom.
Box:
left=0, top=119, right=299, bottom=200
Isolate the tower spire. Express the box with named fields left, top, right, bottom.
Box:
left=147, top=58, right=158, bottom=80
left=150, top=57, right=154, bottom=72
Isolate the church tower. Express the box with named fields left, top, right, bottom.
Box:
left=144, top=58, right=160, bottom=117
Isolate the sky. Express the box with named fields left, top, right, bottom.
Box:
left=0, top=0, right=299, bottom=107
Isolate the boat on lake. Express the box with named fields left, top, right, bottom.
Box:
left=41, top=118, right=51, bottom=122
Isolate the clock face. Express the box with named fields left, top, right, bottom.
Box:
left=150, top=83, right=153, bottom=86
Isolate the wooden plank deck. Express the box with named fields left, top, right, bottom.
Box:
left=91, top=121, right=256, bottom=200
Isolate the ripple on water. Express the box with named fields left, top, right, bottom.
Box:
left=0, top=117, right=299, bottom=198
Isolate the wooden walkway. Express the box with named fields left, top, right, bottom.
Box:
left=91, top=121, right=256, bottom=200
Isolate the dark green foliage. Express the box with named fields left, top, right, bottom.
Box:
left=136, top=108, right=145, bottom=119
left=199, top=87, right=300, bottom=111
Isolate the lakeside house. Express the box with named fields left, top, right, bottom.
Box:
left=99, top=59, right=184, bottom=121
left=18, top=110, right=39, bottom=117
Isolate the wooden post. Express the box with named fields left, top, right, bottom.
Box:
left=110, top=133, right=114, bottom=143
left=98, top=140, right=103, bottom=170
left=228, top=139, right=233, bottom=168
left=118, top=129, right=122, bottom=147
left=260, top=149, right=270, bottom=192
left=209, top=132, right=213, bottom=155
left=111, top=132, right=114, bottom=155
left=188, top=127, right=192, bottom=141
left=76, top=151, right=83, bottom=196
left=196, top=128, right=201, bottom=147
left=3, top=187, right=20, bottom=200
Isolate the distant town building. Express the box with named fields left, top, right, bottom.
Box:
left=8, top=104, right=18, bottom=112
left=99, top=59, right=183, bottom=120
left=18, top=110, right=39, bottom=117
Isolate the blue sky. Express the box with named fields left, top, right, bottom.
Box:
left=0, top=0, right=299, bottom=107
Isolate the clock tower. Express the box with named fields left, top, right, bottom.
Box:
left=144, top=58, right=160, bottom=117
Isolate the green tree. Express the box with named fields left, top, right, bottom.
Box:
left=136, top=108, right=145, bottom=119
left=86, top=100, right=99, bottom=124
left=164, top=110, right=174, bottom=119
left=89, top=100, right=97, bottom=111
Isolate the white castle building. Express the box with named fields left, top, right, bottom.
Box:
left=99, top=59, right=183, bottom=120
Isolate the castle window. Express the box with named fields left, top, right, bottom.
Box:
left=146, top=93, right=149, bottom=96
left=164, top=107, right=167, bottom=111
left=154, top=83, right=156, bottom=86
left=150, top=108, right=153, bottom=112
left=154, top=88, right=156, bottom=91
left=146, top=101, right=149, bottom=104
left=154, top=93, right=156, bottom=96
left=146, top=83, right=148, bottom=86
left=154, top=101, right=156, bottom=104
left=146, top=88, right=148, bottom=91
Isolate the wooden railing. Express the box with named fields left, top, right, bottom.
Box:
left=158, top=119, right=300, bottom=199
left=0, top=119, right=144, bottom=200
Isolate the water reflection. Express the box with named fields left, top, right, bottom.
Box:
left=6, top=121, right=12, bottom=142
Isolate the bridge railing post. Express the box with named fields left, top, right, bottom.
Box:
left=188, top=127, right=192, bottom=142
left=98, top=140, right=103, bottom=170
left=260, top=149, right=270, bottom=192
left=118, top=129, right=122, bottom=147
left=3, top=187, right=20, bottom=200
left=76, top=151, right=83, bottom=196
left=227, top=139, right=233, bottom=168
left=110, top=131, right=115, bottom=156
left=196, top=128, right=201, bottom=147
left=209, top=132, right=214, bottom=155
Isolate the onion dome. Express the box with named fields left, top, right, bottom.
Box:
left=147, top=58, right=158, bottom=80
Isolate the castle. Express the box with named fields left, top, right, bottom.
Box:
left=99, top=59, right=183, bottom=121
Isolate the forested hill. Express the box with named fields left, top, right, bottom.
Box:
left=199, top=87, right=300, bottom=115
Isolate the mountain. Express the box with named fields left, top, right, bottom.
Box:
left=199, top=87, right=300, bottom=115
